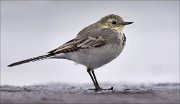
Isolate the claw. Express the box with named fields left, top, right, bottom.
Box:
left=108, top=87, right=113, bottom=90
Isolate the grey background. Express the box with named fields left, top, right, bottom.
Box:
left=1, top=1, right=179, bottom=86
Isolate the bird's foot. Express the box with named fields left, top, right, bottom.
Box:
left=88, top=86, right=113, bottom=91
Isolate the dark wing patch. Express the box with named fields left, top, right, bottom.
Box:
left=88, top=36, right=106, bottom=47
left=48, top=39, right=79, bottom=54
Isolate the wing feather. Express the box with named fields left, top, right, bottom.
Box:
left=48, top=28, right=118, bottom=55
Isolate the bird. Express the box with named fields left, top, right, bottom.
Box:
left=8, top=14, right=133, bottom=91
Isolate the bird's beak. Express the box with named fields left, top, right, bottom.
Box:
left=121, top=22, right=134, bottom=25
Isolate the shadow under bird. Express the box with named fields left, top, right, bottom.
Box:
left=8, top=14, right=133, bottom=91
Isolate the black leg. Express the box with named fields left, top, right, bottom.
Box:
left=91, top=70, right=102, bottom=89
left=87, top=69, right=113, bottom=91
left=87, top=69, right=98, bottom=89
left=91, top=70, right=113, bottom=90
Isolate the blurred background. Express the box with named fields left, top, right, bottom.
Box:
left=1, top=1, right=179, bottom=86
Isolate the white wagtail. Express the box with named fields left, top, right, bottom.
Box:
left=8, top=14, right=133, bottom=91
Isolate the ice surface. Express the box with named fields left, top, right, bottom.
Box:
left=1, top=83, right=179, bottom=104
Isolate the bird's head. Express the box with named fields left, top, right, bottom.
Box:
left=98, top=14, right=133, bottom=32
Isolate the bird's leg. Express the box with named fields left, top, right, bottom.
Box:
left=92, top=70, right=113, bottom=91
left=91, top=70, right=102, bottom=90
left=87, top=68, right=113, bottom=91
left=87, top=69, right=99, bottom=91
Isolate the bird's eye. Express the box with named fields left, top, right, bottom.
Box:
left=112, top=21, right=116, bottom=25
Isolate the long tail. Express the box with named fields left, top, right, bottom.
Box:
left=7, top=54, right=55, bottom=67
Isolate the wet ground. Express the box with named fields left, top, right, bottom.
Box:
left=0, top=83, right=179, bottom=104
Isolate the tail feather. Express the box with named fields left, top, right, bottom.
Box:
left=7, top=54, right=54, bottom=67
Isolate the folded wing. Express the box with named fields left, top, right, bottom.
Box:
left=48, top=29, right=108, bottom=55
